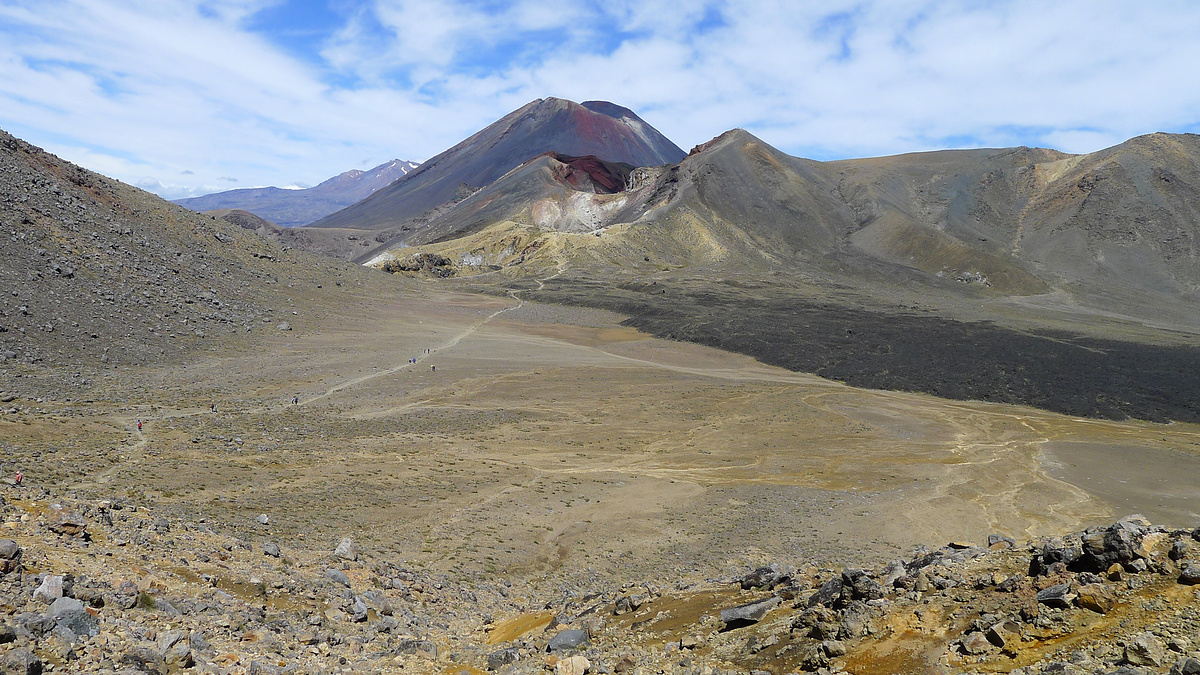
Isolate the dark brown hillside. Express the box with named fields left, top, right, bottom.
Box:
left=0, top=129, right=386, bottom=381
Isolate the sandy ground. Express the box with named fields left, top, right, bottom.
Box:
left=6, top=281, right=1200, bottom=593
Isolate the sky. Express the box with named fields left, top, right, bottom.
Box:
left=2, top=0, right=1199, bottom=200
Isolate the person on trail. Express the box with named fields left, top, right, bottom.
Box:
left=292, top=396, right=299, bottom=405
left=211, top=404, right=217, bottom=413
left=14, top=471, right=21, bottom=486
left=137, top=419, right=142, bottom=432
left=431, top=365, right=436, bottom=372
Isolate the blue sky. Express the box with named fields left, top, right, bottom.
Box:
left=2, top=0, right=1199, bottom=200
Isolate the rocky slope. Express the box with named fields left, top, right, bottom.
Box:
left=0, top=127, right=396, bottom=406
left=3, top=480, right=1200, bottom=675
left=174, top=160, right=419, bottom=228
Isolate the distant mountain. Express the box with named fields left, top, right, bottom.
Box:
left=174, top=159, right=418, bottom=227
left=307, top=97, right=685, bottom=245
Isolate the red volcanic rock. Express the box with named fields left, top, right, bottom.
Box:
left=544, top=152, right=635, bottom=194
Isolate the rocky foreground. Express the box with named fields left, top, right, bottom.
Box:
left=2, top=483, right=1200, bottom=675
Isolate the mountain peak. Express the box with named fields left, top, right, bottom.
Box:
left=308, top=97, right=684, bottom=237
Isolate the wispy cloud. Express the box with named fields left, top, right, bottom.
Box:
left=1, top=0, right=1198, bottom=200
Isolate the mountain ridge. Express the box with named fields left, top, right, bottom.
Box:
left=173, top=158, right=418, bottom=227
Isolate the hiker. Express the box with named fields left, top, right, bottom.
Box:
left=137, top=419, right=142, bottom=431
left=292, top=396, right=299, bottom=405
left=431, top=365, right=436, bottom=372
left=211, top=404, right=217, bottom=413
left=14, top=471, right=22, bottom=486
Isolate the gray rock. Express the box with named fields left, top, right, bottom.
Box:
left=190, top=631, right=211, bottom=655
left=1171, top=657, right=1200, bottom=675
left=547, top=628, right=589, bottom=652
left=988, top=534, right=1016, bottom=548
left=0, top=647, right=42, bottom=675
left=487, top=647, right=520, bottom=670
left=842, top=568, right=885, bottom=601
left=324, top=568, right=351, bottom=587
left=276, top=321, right=291, bottom=331
left=47, top=597, right=99, bottom=639
left=1179, top=564, right=1200, bottom=585
left=262, top=542, right=281, bottom=557
left=1170, top=539, right=1189, bottom=561
left=1126, top=631, right=1166, bottom=667
left=163, top=639, right=193, bottom=669
left=395, top=638, right=437, bottom=659
left=0, top=539, right=20, bottom=560
left=360, top=589, right=393, bottom=616
left=720, top=596, right=781, bottom=625
left=14, top=612, right=53, bottom=638
left=256, top=513, right=269, bottom=526
left=334, top=537, right=357, bottom=561
left=881, top=560, right=907, bottom=587
left=0, top=539, right=21, bottom=574
left=1036, top=583, right=1075, bottom=608
left=351, top=596, right=369, bottom=622
left=0, top=622, right=15, bottom=644
left=740, top=563, right=790, bottom=590
left=120, top=645, right=166, bottom=674
left=821, top=639, right=847, bottom=657
left=807, top=578, right=844, bottom=608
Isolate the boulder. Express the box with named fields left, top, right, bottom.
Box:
left=1036, top=583, right=1074, bottom=608
left=547, top=629, right=589, bottom=652
left=1171, top=657, right=1200, bottom=675
left=1126, top=632, right=1166, bottom=667
left=986, top=620, right=1021, bottom=648
left=324, top=568, right=351, bottom=587
left=807, top=578, right=845, bottom=608
left=159, top=631, right=193, bottom=670
left=46, top=597, right=99, bottom=639
left=334, top=537, right=357, bottom=561
left=740, top=563, right=790, bottom=590
left=720, top=596, right=781, bottom=626
left=842, top=568, right=885, bottom=601
left=961, top=631, right=993, bottom=655
left=1076, top=584, right=1117, bottom=614
left=262, top=542, right=281, bottom=557
left=554, top=655, right=590, bottom=675
left=120, top=646, right=167, bottom=674
left=1170, top=540, right=1189, bottom=561
left=1178, top=564, right=1200, bottom=585
left=47, top=511, right=87, bottom=537
left=0, top=647, right=42, bottom=675
left=395, top=638, right=437, bottom=659
left=0, top=538, right=22, bottom=574
left=988, top=534, right=1016, bottom=549
left=487, top=647, right=520, bottom=671
left=33, top=575, right=63, bottom=604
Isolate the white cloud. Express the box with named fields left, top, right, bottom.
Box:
left=1, top=0, right=1199, bottom=203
